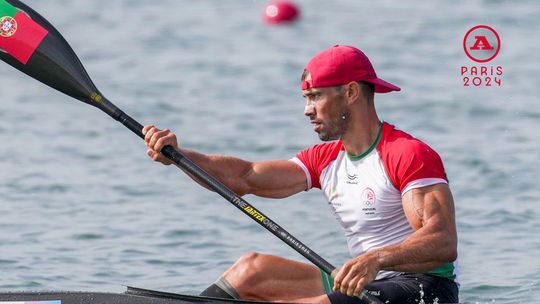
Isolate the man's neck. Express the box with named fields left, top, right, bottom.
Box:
left=341, top=112, right=381, bottom=157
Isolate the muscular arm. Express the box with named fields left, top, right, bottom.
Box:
left=177, top=150, right=308, bottom=198
left=143, top=125, right=308, bottom=198
left=376, top=183, right=458, bottom=271
left=334, top=183, right=458, bottom=296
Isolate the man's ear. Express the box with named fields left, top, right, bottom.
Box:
left=345, top=81, right=361, bottom=104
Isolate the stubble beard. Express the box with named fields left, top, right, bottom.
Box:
left=318, top=109, right=350, bottom=142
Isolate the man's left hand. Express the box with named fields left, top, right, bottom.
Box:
left=332, top=251, right=380, bottom=297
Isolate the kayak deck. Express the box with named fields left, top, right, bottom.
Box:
left=0, top=286, right=286, bottom=304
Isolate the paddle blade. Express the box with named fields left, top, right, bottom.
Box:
left=0, top=0, right=104, bottom=106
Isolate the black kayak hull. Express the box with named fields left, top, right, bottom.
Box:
left=0, top=286, right=287, bottom=304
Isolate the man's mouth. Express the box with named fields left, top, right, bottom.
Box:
left=311, top=121, right=322, bottom=132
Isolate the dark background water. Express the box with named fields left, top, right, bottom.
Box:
left=1, top=1, right=539, bottom=303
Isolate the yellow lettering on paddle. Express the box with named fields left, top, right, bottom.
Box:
left=243, top=206, right=266, bottom=222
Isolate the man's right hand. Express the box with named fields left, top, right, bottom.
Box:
left=143, top=125, right=179, bottom=165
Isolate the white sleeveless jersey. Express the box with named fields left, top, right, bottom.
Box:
left=291, top=122, right=457, bottom=280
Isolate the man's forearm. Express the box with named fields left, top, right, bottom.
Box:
left=376, top=252, right=446, bottom=273
left=373, top=227, right=457, bottom=273
left=176, top=148, right=253, bottom=195
left=373, top=184, right=458, bottom=274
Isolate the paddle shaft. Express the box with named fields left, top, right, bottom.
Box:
left=102, top=97, right=335, bottom=272
left=101, top=98, right=380, bottom=304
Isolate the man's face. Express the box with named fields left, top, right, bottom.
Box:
left=302, top=85, right=349, bottom=141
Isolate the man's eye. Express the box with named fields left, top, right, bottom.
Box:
left=304, top=93, right=321, bottom=103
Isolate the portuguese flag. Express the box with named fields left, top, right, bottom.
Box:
left=0, top=0, right=48, bottom=64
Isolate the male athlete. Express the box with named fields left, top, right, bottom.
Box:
left=143, top=45, right=458, bottom=303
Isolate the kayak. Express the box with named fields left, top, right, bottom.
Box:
left=0, top=286, right=287, bottom=304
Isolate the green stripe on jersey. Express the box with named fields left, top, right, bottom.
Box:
left=319, top=268, right=334, bottom=294
left=426, top=262, right=456, bottom=280
left=347, top=121, right=383, bottom=161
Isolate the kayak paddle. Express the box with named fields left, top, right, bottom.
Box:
left=0, top=1, right=381, bottom=302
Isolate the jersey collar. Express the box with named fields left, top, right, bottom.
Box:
left=346, top=121, right=383, bottom=161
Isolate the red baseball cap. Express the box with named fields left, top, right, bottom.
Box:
left=301, top=45, right=400, bottom=93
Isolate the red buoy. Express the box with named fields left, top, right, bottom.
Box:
left=263, top=1, right=300, bottom=25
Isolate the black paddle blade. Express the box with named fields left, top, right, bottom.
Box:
left=0, top=0, right=105, bottom=108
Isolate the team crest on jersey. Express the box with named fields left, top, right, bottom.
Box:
left=361, top=187, right=376, bottom=207
left=1, top=16, right=17, bottom=37
left=361, top=187, right=376, bottom=215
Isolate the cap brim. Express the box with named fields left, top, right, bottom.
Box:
left=366, top=78, right=401, bottom=93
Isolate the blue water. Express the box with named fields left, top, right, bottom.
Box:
left=1, top=0, right=539, bottom=303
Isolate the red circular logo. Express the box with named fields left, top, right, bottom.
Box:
left=463, top=25, right=501, bottom=63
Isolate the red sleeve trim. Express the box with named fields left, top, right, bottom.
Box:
left=294, top=141, right=343, bottom=189
left=377, top=123, right=447, bottom=193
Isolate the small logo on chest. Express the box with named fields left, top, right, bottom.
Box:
left=346, top=173, right=358, bottom=185
left=361, top=187, right=376, bottom=214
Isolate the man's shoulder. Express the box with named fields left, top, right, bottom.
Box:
left=379, top=122, right=438, bottom=156
left=296, top=140, right=344, bottom=160
left=293, top=141, right=344, bottom=189
left=295, top=141, right=343, bottom=170
left=378, top=122, right=447, bottom=192
left=305, top=140, right=343, bottom=154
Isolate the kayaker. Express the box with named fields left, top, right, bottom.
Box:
left=143, top=45, right=459, bottom=304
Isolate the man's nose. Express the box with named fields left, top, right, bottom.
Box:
left=304, top=103, right=315, bottom=117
